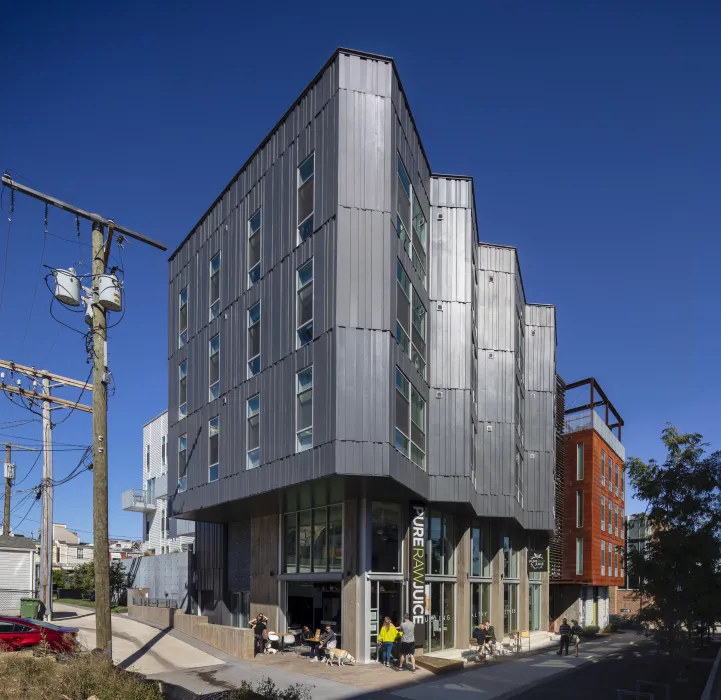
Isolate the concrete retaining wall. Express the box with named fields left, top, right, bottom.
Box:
left=173, top=613, right=254, bottom=660
left=128, top=603, right=175, bottom=628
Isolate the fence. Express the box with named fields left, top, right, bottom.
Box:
left=0, top=588, right=35, bottom=615
left=132, top=597, right=177, bottom=608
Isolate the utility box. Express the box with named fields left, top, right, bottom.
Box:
left=53, top=268, right=81, bottom=306
left=97, top=274, right=122, bottom=312
left=3, top=463, right=15, bottom=480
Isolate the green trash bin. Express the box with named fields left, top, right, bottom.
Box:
left=20, top=598, right=45, bottom=620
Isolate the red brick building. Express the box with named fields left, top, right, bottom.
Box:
left=551, top=378, right=625, bottom=629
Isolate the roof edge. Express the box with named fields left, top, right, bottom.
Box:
left=170, top=47, right=434, bottom=263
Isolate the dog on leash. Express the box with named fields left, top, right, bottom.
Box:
left=264, top=642, right=278, bottom=654
left=322, top=647, right=356, bottom=667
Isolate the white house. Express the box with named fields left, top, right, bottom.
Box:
left=0, top=535, right=37, bottom=614
left=121, top=411, right=194, bottom=554
left=52, top=523, right=93, bottom=570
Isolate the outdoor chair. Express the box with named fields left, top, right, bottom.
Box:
left=519, top=630, right=531, bottom=652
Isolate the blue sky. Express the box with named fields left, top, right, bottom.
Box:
left=1, top=1, right=718, bottom=540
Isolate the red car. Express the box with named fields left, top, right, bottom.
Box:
left=0, top=616, right=79, bottom=652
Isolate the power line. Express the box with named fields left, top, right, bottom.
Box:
left=0, top=187, right=13, bottom=312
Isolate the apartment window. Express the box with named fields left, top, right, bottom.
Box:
left=247, top=395, right=260, bottom=469
left=396, top=154, right=427, bottom=284
left=247, top=210, right=261, bottom=287
left=209, top=252, right=221, bottom=321
left=515, top=309, right=524, bottom=374
left=614, top=504, right=619, bottom=536
left=395, top=260, right=426, bottom=376
left=515, top=379, right=524, bottom=443
left=601, top=539, right=605, bottom=575
left=614, top=546, right=619, bottom=577
left=161, top=435, right=167, bottom=470
left=179, top=287, right=188, bottom=348
left=296, top=366, right=313, bottom=452
left=614, top=463, right=619, bottom=496
left=601, top=495, right=605, bottom=531
left=209, top=334, right=220, bottom=401
left=247, top=302, right=261, bottom=377
left=394, top=368, right=426, bottom=469
left=296, top=259, right=313, bottom=347
left=621, top=468, right=625, bottom=500
left=576, top=490, right=584, bottom=528
left=178, top=361, right=187, bottom=419
left=608, top=498, right=613, bottom=533
left=146, top=444, right=150, bottom=471
left=601, top=450, right=605, bottom=485
left=297, top=153, right=314, bottom=243
left=608, top=456, right=613, bottom=489
left=514, top=448, right=524, bottom=506
left=208, top=416, right=219, bottom=482
left=608, top=542, right=613, bottom=576
left=178, top=434, right=187, bottom=492
left=503, top=535, right=518, bottom=579
left=575, top=537, right=583, bottom=575
left=576, top=443, right=584, bottom=480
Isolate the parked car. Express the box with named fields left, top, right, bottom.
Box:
left=0, top=616, right=79, bottom=652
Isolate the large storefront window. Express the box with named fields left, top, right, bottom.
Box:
left=471, top=523, right=493, bottom=577
left=284, top=505, right=343, bottom=574
left=503, top=535, right=518, bottom=579
left=471, top=582, right=491, bottom=628
left=426, top=581, right=454, bottom=653
left=371, top=502, right=402, bottom=573
left=428, top=510, right=454, bottom=575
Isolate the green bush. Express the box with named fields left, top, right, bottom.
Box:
left=603, top=623, right=618, bottom=633
left=582, top=625, right=600, bottom=637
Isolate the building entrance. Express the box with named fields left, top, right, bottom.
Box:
left=369, top=580, right=403, bottom=660
left=285, top=581, right=341, bottom=637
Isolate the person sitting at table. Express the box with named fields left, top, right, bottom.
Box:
left=314, top=624, right=336, bottom=663
left=472, top=622, right=487, bottom=661
left=250, top=613, right=268, bottom=655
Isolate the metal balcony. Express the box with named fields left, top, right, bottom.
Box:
left=121, top=488, right=156, bottom=512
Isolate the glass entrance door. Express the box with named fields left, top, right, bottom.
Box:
left=369, top=580, right=402, bottom=660
left=529, top=583, right=541, bottom=631
left=425, top=581, right=455, bottom=652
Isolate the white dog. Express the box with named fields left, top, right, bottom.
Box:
left=264, top=642, right=278, bottom=654
left=323, top=647, right=356, bottom=667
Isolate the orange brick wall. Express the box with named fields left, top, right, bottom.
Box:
left=560, top=429, right=626, bottom=586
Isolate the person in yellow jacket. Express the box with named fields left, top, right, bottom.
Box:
left=378, top=616, right=398, bottom=667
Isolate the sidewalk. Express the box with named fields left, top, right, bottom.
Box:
left=149, top=631, right=644, bottom=700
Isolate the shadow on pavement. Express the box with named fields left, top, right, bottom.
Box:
left=53, top=611, right=95, bottom=620
left=118, top=627, right=171, bottom=670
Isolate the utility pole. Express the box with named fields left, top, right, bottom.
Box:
left=1, top=174, right=166, bottom=657
left=41, top=377, right=53, bottom=620
left=91, top=219, right=111, bottom=654
left=0, top=365, right=91, bottom=621
left=3, top=444, right=10, bottom=536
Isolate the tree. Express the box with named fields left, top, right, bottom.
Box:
left=626, top=426, right=721, bottom=657
left=67, top=560, right=127, bottom=605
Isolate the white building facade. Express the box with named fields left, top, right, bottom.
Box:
left=123, top=411, right=194, bottom=554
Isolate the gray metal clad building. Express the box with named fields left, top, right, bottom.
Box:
left=167, top=48, right=558, bottom=661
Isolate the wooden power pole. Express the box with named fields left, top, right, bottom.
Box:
left=0, top=362, right=91, bottom=620
left=3, top=444, right=10, bottom=537
left=91, top=219, right=111, bottom=654
left=1, top=174, right=166, bottom=657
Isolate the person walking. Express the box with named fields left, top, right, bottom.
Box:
left=557, top=618, right=571, bottom=656
left=570, top=620, right=583, bottom=657
left=378, top=616, right=397, bottom=667
left=397, top=614, right=417, bottom=672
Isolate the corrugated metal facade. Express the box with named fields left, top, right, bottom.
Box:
left=167, top=50, right=555, bottom=535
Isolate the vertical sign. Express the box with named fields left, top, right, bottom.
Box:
left=409, top=502, right=427, bottom=646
